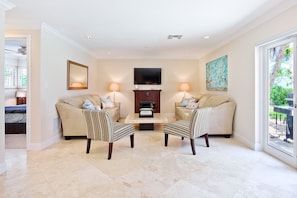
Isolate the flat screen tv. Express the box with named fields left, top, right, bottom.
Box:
left=134, top=68, right=161, bottom=85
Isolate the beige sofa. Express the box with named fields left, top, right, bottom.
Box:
left=56, top=94, right=120, bottom=139
left=175, top=94, right=236, bottom=137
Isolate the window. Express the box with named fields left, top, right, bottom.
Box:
left=4, top=66, right=27, bottom=88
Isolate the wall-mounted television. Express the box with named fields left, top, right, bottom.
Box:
left=134, top=68, right=161, bottom=85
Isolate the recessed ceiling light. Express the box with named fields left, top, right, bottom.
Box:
left=168, top=35, right=183, bottom=40
left=203, top=35, right=210, bottom=39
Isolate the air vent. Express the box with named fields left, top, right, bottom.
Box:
left=168, top=35, right=183, bottom=40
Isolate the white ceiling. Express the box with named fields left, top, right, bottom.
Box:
left=4, top=0, right=297, bottom=59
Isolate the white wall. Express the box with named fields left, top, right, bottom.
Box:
left=96, top=59, right=199, bottom=117
left=38, top=24, right=97, bottom=148
left=198, top=5, right=297, bottom=149
left=0, top=4, right=6, bottom=174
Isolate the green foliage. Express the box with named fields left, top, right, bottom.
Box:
left=270, top=86, right=292, bottom=105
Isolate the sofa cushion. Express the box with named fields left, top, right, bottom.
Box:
left=199, top=95, right=229, bottom=107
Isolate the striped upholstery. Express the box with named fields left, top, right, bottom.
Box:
left=189, top=107, right=212, bottom=138
left=83, top=110, right=135, bottom=142
left=164, top=107, right=212, bottom=155
left=82, top=110, right=135, bottom=159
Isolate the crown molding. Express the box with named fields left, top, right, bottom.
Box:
left=41, top=23, right=97, bottom=58
left=0, top=0, right=15, bottom=11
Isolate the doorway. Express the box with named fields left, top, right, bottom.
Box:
left=4, top=37, right=28, bottom=149
left=258, top=35, right=297, bottom=167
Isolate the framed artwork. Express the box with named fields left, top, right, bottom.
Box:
left=67, top=60, right=88, bottom=90
left=206, top=55, right=228, bottom=91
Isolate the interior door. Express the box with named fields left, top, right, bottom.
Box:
left=263, top=36, right=297, bottom=167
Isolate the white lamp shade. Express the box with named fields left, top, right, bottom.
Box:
left=179, top=83, right=190, bottom=92
left=16, top=91, right=27, bottom=97
left=109, top=83, right=120, bottom=92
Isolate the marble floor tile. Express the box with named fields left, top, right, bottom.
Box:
left=1, top=129, right=297, bottom=198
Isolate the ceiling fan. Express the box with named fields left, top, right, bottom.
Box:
left=5, top=45, right=27, bottom=55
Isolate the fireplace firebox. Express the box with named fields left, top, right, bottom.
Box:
left=133, top=90, right=161, bottom=130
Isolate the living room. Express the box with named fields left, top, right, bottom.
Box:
left=4, top=2, right=296, bottom=152
left=1, top=0, right=297, bottom=196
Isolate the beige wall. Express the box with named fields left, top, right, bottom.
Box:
left=198, top=5, right=297, bottom=149
left=96, top=59, right=199, bottom=117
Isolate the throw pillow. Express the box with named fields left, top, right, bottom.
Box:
left=100, top=96, right=115, bottom=109
left=82, top=99, right=96, bottom=110
left=180, top=97, right=190, bottom=107
left=186, top=99, right=199, bottom=109
left=95, top=105, right=101, bottom=110
left=180, top=97, right=198, bottom=107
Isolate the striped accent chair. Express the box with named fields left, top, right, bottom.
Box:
left=82, top=110, right=135, bottom=160
left=164, top=107, right=212, bottom=155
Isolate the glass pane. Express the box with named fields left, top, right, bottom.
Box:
left=268, top=42, right=294, bottom=156
left=4, top=66, right=17, bottom=88
left=18, top=67, right=27, bottom=87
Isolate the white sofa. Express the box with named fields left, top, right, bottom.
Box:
left=175, top=94, right=236, bottom=137
left=56, top=94, right=120, bottom=139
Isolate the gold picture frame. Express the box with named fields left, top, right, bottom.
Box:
left=67, top=60, right=88, bottom=90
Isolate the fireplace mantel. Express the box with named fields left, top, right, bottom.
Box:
left=133, top=90, right=161, bottom=113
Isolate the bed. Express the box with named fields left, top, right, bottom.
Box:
left=5, top=105, right=26, bottom=134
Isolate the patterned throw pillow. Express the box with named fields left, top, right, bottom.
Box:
left=100, top=96, right=115, bottom=109
left=186, top=98, right=199, bottom=109
left=82, top=99, right=95, bottom=110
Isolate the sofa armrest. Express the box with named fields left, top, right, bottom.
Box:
left=208, top=102, right=236, bottom=135
left=55, top=102, right=87, bottom=136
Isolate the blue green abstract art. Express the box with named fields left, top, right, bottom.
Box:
left=206, top=55, right=228, bottom=91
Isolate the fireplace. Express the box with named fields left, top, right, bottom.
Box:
left=133, top=90, right=161, bottom=113
left=133, top=90, right=161, bottom=130
left=139, top=101, right=155, bottom=118
left=139, top=101, right=155, bottom=110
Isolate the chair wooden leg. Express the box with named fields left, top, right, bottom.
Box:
left=204, top=134, right=209, bottom=147
left=190, top=138, right=196, bottom=155
left=86, top=139, right=91, bottom=154
left=130, top=134, right=134, bottom=148
left=108, top=143, right=113, bottom=160
left=165, top=134, right=168, bottom=146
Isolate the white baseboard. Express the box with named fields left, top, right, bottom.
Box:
left=27, top=134, right=62, bottom=151
left=233, top=132, right=263, bottom=151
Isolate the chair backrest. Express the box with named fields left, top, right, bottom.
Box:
left=82, top=110, right=113, bottom=142
left=189, top=107, right=212, bottom=138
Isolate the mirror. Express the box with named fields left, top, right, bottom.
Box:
left=67, top=60, right=88, bottom=90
